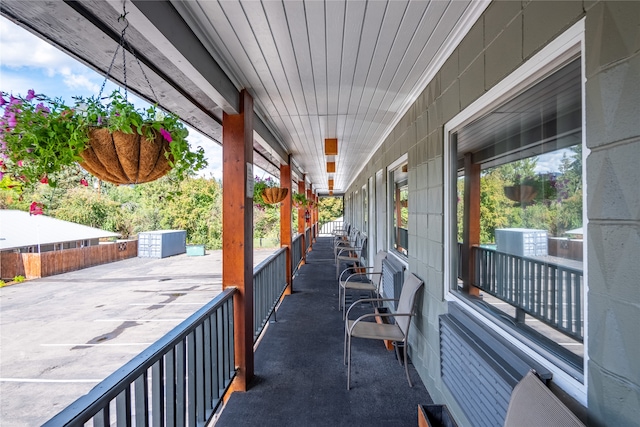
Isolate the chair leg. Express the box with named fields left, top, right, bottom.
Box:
left=347, top=334, right=352, bottom=390
left=393, top=342, right=402, bottom=366
left=403, top=342, right=413, bottom=387
left=342, top=288, right=347, bottom=320
left=343, top=326, right=348, bottom=365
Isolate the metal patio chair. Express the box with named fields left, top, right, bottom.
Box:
left=344, top=273, right=424, bottom=390
left=338, top=250, right=387, bottom=318
left=335, top=234, right=367, bottom=279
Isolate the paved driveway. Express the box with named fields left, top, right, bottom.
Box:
left=0, top=248, right=276, bottom=426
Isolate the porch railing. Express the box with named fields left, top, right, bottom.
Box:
left=473, top=246, right=584, bottom=341
left=253, top=247, right=288, bottom=342
left=291, top=233, right=304, bottom=276
left=305, top=227, right=312, bottom=252
left=43, top=288, right=237, bottom=427
left=319, top=220, right=344, bottom=235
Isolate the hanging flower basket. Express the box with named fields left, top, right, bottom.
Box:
left=292, top=193, right=308, bottom=209
left=79, top=127, right=173, bottom=185
left=504, top=185, right=538, bottom=203
left=261, top=187, right=288, bottom=204
left=0, top=8, right=206, bottom=193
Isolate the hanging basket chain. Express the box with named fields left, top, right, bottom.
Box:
left=120, top=10, right=128, bottom=100
left=97, top=0, right=159, bottom=105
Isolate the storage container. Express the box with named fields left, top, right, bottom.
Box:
left=138, top=230, right=186, bottom=258
left=495, top=228, right=548, bottom=257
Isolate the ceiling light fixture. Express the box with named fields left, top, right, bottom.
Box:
left=324, top=138, right=338, bottom=156
left=326, top=161, right=335, bottom=173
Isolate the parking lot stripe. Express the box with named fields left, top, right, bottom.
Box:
left=94, top=319, right=185, bottom=322
left=128, top=303, right=206, bottom=305
left=1, top=378, right=102, bottom=383
left=41, top=343, right=152, bottom=347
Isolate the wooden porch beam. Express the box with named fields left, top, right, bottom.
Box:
left=280, top=158, right=292, bottom=295
left=307, top=186, right=313, bottom=251
left=298, top=176, right=306, bottom=263
left=222, top=89, right=254, bottom=390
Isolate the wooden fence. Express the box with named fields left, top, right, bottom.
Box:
left=0, top=241, right=138, bottom=280
left=547, top=237, right=583, bottom=261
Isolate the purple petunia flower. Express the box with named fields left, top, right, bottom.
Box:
left=26, top=89, right=35, bottom=101
left=7, top=113, right=17, bottom=128
left=0, top=96, right=6, bottom=106
left=36, top=103, right=50, bottom=114
left=160, top=128, right=172, bottom=142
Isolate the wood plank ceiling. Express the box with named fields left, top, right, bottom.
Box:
left=171, top=0, right=487, bottom=193
left=0, top=0, right=487, bottom=193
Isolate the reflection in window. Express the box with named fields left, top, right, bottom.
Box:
left=451, top=57, right=585, bottom=375
left=391, top=163, right=408, bottom=257
left=362, top=184, right=368, bottom=233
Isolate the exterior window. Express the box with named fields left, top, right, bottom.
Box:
left=390, top=162, right=408, bottom=257
left=448, top=55, right=585, bottom=378
left=362, top=184, right=368, bottom=234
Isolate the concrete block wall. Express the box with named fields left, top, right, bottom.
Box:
left=344, top=1, right=639, bottom=425
left=584, top=1, right=640, bottom=425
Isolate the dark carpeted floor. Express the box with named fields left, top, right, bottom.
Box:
left=215, top=236, right=433, bottom=426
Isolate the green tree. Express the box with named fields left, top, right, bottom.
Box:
left=51, top=187, right=126, bottom=233
left=319, top=196, right=343, bottom=225
left=479, top=169, right=513, bottom=243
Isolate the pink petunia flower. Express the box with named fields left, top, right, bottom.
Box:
left=17, top=160, right=23, bottom=167
left=160, top=128, right=172, bottom=142
left=40, top=176, right=49, bottom=184
left=0, top=96, right=6, bottom=106
left=29, top=202, right=44, bottom=216
left=80, top=178, right=88, bottom=187
left=26, top=89, right=35, bottom=101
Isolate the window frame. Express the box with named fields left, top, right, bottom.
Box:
left=387, top=154, right=409, bottom=261
left=443, top=19, right=587, bottom=404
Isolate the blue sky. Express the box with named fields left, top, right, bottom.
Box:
left=0, top=16, right=224, bottom=180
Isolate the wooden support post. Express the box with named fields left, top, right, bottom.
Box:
left=298, top=177, right=306, bottom=263
left=314, top=194, right=319, bottom=240
left=280, top=158, right=292, bottom=295
left=462, top=152, right=480, bottom=296
left=307, top=186, right=313, bottom=251
left=222, top=89, right=254, bottom=391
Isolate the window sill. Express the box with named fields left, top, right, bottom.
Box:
left=444, top=289, right=587, bottom=405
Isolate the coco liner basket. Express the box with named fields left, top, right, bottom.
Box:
left=79, top=127, right=173, bottom=185
left=261, top=187, right=288, bottom=204
left=504, top=185, right=538, bottom=204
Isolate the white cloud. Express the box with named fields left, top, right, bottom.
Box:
left=1, top=17, right=102, bottom=95
left=1, top=18, right=74, bottom=70
left=60, top=70, right=101, bottom=93
left=187, top=127, right=222, bottom=180
left=536, top=149, right=572, bottom=174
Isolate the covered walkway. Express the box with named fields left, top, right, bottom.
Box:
left=217, top=237, right=433, bottom=426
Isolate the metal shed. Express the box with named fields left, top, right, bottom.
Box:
left=137, top=230, right=186, bottom=259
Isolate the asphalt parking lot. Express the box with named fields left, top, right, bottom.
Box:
left=0, top=248, right=276, bottom=426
